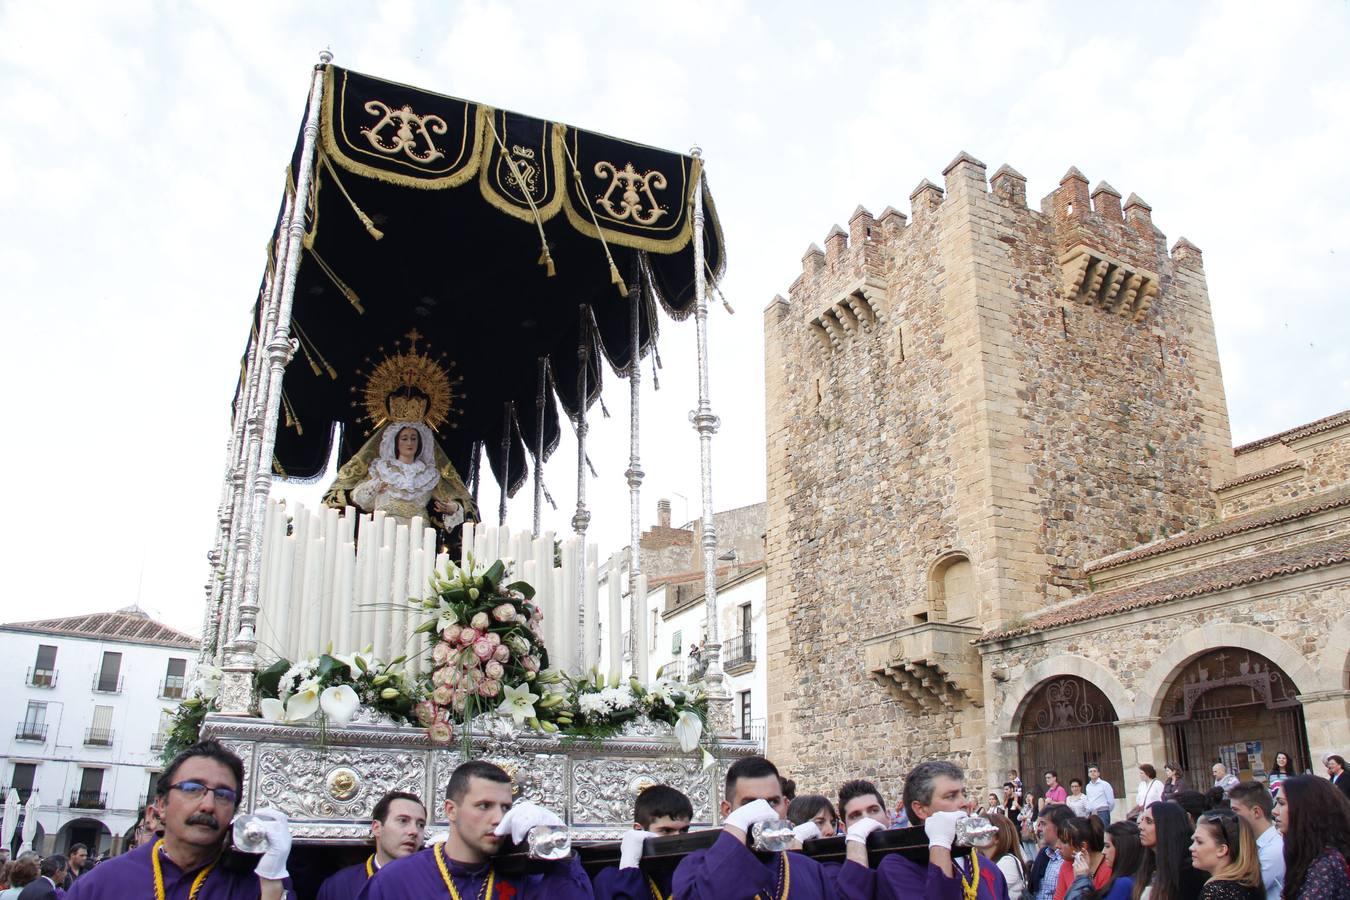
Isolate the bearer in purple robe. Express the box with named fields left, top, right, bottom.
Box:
left=65, top=739, right=294, bottom=900
left=672, top=756, right=833, bottom=899
left=318, top=791, right=427, bottom=899
left=361, top=759, right=593, bottom=900
left=835, top=760, right=1010, bottom=900
left=591, top=784, right=693, bottom=900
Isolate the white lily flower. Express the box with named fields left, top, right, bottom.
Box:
left=284, top=688, right=319, bottom=722
left=496, top=682, right=539, bottom=726
left=320, top=684, right=361, bottom=726
left=259, top=698, right=287, bottom=722
left=674, top=710, right=703, bottom=752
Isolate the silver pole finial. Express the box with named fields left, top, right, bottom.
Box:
left=689, top=145, right=702, bottom=158
left=319, top=48, right=334, bottom=65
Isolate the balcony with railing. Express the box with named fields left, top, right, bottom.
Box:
left=151, top=730, right=169, bottom=751
left=160, top=676, right=187, bottom=700
left=15, top=722, right=48, bottom=742
left=740, top=718, right=767, bottom=747
left=92, top=674, right=124, bottom=694
left=70, top=790, right=107, bottom=809
left=26, top=667, right=58, bottom=688
left=0, top=785, right=34, bottom=803
left=723, top=631, right=756, bottom=672
left=656, top=658, right=686, bottom=682
left=84, top=727, right=115, bottom=747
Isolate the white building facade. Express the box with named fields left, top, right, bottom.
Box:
left=0, top=606, right=197, bottom=855
left=598, top=500, right=769, bottom=747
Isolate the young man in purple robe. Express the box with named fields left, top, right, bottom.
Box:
left=591, top=784, right=693, bottom=900
left=318, top=791, right=427, bottom=899
left=65, top=740, right=294, bottom=900
left=836, top=760, right=1011, bottom=900
left=360, top=760, right=593, bottom=900
left=672, top=755, right=833, bottom=899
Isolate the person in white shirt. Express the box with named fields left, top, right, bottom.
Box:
left=1126, top=763, right=1164, bottom=820
left=1212, top=762, right=1241, bottom=796
left=1228, top=781, right=1284, bottom=900
left=1085, top=765, right=1116, bottom=826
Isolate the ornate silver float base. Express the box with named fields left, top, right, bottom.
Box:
left=202, top=715, right=761, bottom=843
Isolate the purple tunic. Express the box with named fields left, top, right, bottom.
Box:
left=837, top=851, right=1011, bottom=900
left=64, top=841, right=293, bottom=900
left=318, top=858, right=375, bottom=900
left=671, top=830, right=832, bottom=899
left=591, top=865, right=672, bottom=900
left=360, top=844, right=595, bottom=900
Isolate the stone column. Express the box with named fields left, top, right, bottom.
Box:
left=1116, top=716, right=1167, bottom=772
left=1298, top=690, right=1350, bottom=766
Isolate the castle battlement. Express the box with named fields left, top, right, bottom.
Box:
left=779, top=152, right=1206, bottom=329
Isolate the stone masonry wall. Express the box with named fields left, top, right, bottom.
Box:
left=765, top=152, right=1235, bottom=792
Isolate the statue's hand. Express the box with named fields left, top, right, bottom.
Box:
left=434, top=499, right=461, bottom=515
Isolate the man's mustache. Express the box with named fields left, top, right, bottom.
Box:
left=186, top=813, right=219, bottom=829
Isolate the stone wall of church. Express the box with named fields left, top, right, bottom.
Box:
left=764, top=152, right=1238, bottom=792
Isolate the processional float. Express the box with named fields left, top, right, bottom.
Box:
left=193, top=51, right=758, bottom=850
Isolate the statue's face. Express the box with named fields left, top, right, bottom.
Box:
left=397, top=427, right=420, bottom=462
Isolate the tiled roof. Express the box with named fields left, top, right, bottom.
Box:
left=1215, top=461, right=1302, bottom=492
left=2, top=605, right=198, bottom=649
left=1084, top=486, right=1350, bottom=574
left=980, top=535, right=1350, bottom=643
left=1234, top=409, right=1350, bottom=454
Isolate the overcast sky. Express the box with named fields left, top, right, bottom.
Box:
left=2, top=1, right=1347, bottom=635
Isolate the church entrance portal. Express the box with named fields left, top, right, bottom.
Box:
left=1161, top=647, right=1310, bottom=789
left=1017, top=675, right=1124, bottom=799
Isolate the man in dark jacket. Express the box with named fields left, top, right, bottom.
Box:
left=18, top=854, right=66, bottom=900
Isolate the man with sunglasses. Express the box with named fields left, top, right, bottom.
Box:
left=67, top=739, right=294, bottom=900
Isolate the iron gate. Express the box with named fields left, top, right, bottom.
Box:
left=1018, top=676, right=1125, bottom=800
left=1161, top=647, right=1309, bottom=788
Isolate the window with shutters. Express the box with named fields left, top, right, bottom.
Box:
left=10, top=762, right=37, bottom=802
left=162, top=658, right=188, bottom=699
left=94, top=651, right=123, bottom=693
left=29, top=644, right=57, bottom=687
left=18, top=701, right=47, bottom=741
left=86, top=705, right=114, bottom=746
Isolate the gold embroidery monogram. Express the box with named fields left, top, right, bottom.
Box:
left=361, top=100, right=448, bottom=163
left=593, top=161, right=668, bottom=224
left=506, top=144, right=538, bottom=194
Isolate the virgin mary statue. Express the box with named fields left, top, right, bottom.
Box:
left=322, top=335, right=475, bottom=536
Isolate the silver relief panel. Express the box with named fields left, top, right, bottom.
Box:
left=570, top=756, right=713, bottom=826
left=254, top=743, right=427, bottom=819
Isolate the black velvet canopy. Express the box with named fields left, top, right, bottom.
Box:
left=250, top=65, right=726, bottom=497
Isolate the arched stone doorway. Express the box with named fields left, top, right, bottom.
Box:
left=1017, top=675, right=1125, bottom=799
left=1160, top=646, right=1311, bottom=789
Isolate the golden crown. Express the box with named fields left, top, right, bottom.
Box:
left=350, top=329, right=462, bottom=433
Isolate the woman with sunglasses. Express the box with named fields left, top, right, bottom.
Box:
left=1189, top=810, right=1263, bottom=900
left=1272, top=775, right=1350, bottom=900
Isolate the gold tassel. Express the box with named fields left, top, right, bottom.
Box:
left=539, top=246, right=556, bottom=278
left=343, top=287, right=366, bottom=314
left=609, top=259, right=629, bottom=297
left=322, top=154, right=384, bottom=240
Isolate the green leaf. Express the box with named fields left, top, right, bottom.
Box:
left=316, top=654, right=339, bottom=680
left=483, top=560, right=506, bottom=590
left=256, top=658, right=290, bottom=697
left=505, top=580, right=536, bottom=600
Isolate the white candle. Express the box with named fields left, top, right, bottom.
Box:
left=422, top=525, right=437, bottom=597
left=584, top=559, right=599, bottom=673
left=550, top=565, right=566, bottom=671
left=334, top=542, right=354, bottom=654
left=461, top=521, right=475, bottom=572
left=483, top=525, right=498, bottom=566
left=374, top=545, right=393, bottom=660
left=634, top=574, right=649, bottom=683
left=606, top=554, right=623, bottom=683
left=277, top=536, right=297, bottom=661
left=320, top=507, right=339, bottom=648
left=289, top=506, right=310, bottom=657
left=561, top=538, right=578, bottom=673
left=303, top=535, right=324, bottom=655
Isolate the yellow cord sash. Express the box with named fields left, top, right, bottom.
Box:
left=961, top=848, right=982, bottom=900
left=365, top=854, right=376, bottom=878
left=151, top=839, right=216, bottom=900
left=434, top=841, right=495, bottom=900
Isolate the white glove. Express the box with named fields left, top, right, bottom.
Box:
left=846, top=817, right=886, bottom=845
left=493, top=800, right=565, bottom=844
left=924, top=810, right=967, bottom=850
left=620, top=830, right=657, bottom=869
left=724, top=798, right=779, bottom=833
left=252, top=808, right=293, bottom=881
left=792, top=821, right=822, bottom=843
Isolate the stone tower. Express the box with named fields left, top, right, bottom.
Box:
left=762, top=152, right=1234, bottom=790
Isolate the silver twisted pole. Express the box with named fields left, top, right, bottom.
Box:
left=688, top=157, right=727, bottom=702
left=625, top=258, right=645, bottom=670
left=572, top=305, right=591, bottom=673
left=219, top=51, right=330, bottom=713
left=533, top=358, right=547, bottom=537
left=221, top=198, right=291, bottom=669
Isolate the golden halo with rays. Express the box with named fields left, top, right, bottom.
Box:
left=350, top=329, right=463, bottom=434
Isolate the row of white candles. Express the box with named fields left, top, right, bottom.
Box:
left=254, top=501, right=651, bottom=684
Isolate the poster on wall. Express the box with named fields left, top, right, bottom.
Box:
left=1244, top=741, right=1266, bottom=777
left=1220, top=744, right=1240, bottom=774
